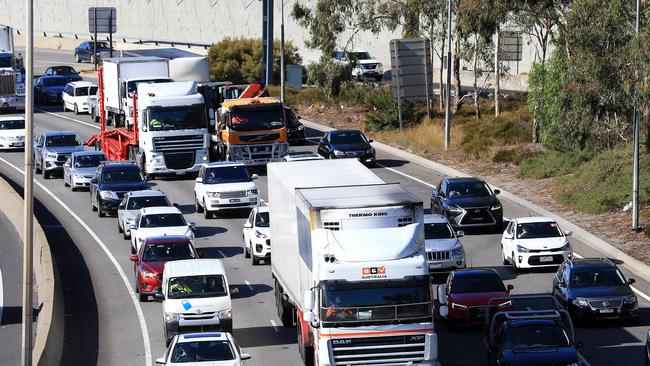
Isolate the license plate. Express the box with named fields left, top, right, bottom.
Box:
left=229, top=198, right=240, bottom=203
left=539, top=256, right=554, bottom=263
left=429, top=263, right=442, bottom=269
left=599, top=308, right=615, bottom=314
left=175, top=171, right=184, bottom=176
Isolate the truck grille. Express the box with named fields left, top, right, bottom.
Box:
left=460, top=207, right=494, bottom=225
left=218, top=190, right=246, bottom=199
left=239, top=132, right=281, bottom=143
left=330, top=334, right=426, bottom=365
left=152, top=135, right=204, bottom=152
left=427, top=251, right=451, bottom=261
left=163, top=151, right=195, bottom=170
left=0, top=73, right=16, bottom=97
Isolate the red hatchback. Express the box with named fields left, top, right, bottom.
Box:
left=130, top=236, right=200, bottom=302
left=438, top=268, right=513, bottom=326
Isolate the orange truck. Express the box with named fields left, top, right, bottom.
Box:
left=212, top=95, right=289, bottom=165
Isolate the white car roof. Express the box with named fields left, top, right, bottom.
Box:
left=176, top=332, right=230, bottom=343
left=68, top=81, right=93, bottom=88
left=139, top=206, right=181, bottom=215
left=164, top=259, right=226, bottom=278
left=0, top=116, right=25, bottom=121
left=424, top=214, right=449, bottom=224
left=513, top=216, right=556, bottom=224
left=128, top=189, right=166, bottom=198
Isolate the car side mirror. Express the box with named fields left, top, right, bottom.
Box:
left=244, top=222, right=252, bottom=229
left=230, top=286, right=239, bottom=295
left=118, top=203, right=126, bottom=209
left=155, top=357, right=166, bottom=365
left=456, top=230, right=464, bottom=238
left=504, top=233, right=514, bottom=240
left=240, top=353, right=252, bottom=360
left=154, top=292, right=165, bottom=301
left=90, top=178, right=98, bottom=184
left=628, top=278, right=636, bottom=285
left=506, top=284, right=514, bottom=292
left=195, top=177, right=202, bottom=183
left=129, top=255, right=138, bottom=262
left=564, top=230, right=573, bottom=237
left=130, top=224, right=138, bottom=231
left=251, top=174, right=259, bottom=180
left=493, top=189, right=501, bottom=195
left=575, top=340, right=584, bottom=349
left=63, top=162, right=70, bottom=168
left=188, top=221, right=196, bottom=228
left=368, top=139, right=373, bottom=143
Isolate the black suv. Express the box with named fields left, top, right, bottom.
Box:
left=317, top=129, right=375, bottom=166
left=431, top=177, right=503, bottom=230
left=90, top=161, right=148, bottom=217
left=552, top=258, right=638, bottom=323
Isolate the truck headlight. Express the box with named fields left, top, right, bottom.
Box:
left=246, top=188, right=258, bottom=196
left=516, top=245, right=529, bottom=253
left=218, top=309, right=232, bottom=319
left=572, top=298, right=589, bottom=307
left=255, top=230, right=267, bottom=239
left=164, top=312, right=180, bottom=323
left=206, top=192, right=219, bottom=198
left=333, top=150, right=346, bottom=157
left=100, top=190, right=118, bottom=200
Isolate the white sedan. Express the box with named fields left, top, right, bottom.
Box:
left=501, top=216, right=572, bottom=270
left=242, top=205, right=270, bottom=265
left=0, top=116, right=25, bottom=150
left=130, top=206, right=195, bottom=254
left=156, top=332, right=251, bottom=365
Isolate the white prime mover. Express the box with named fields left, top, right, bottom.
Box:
left=101, top=56, right=171, bottom=126
left=268, top=159, right=439, bottom=366
left=0, top=25, right=24, bottom=112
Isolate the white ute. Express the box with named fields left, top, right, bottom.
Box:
left=194, top=162, right=259, bottom=219
left=242, top=205, right=270, bottom=265
left=130, top=206, right=196, bottom=254
left=501, top=216, right=573, bottom=270
left=157, top=259, right=236, bottom=345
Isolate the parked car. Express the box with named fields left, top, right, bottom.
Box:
left=501, top=217, right=573, bottom=270
left=130, top=206, right=195, bottom=254
left=130, top=235, right=199, bottom=302
left=90, top=161, right=148, bottom=217
left=284, top=106, right=306, bottom=145
left=437, top=268, right=513, bottom=327
left=63, top=150, right=106, bottom=191
left=194, top=162, right=259, bottom=219
left=74, top=41, right=111, bottom=64
left=34, top=76, right=69, bottom=104
left=424, top=214, right=465, bottom=273
left=156, top=332, right=251, bottom=365
left=118, top=190, right=172, bottom=240
left=62, top=81, right=97, bottom=114
left=34, top=130, right=84, bottom=179
left=552, top=257, right=638, bottom=323
left=282, top=151, right=325, bottom=162
left=242, top=205, right=270, bottom=265
left=333, top=50, right=384, bottom=81
left=431, top=177, right=503, bottom=230
left=42, top=65, right=83, bottom=82
left=317, top=129, right=375, bottom=166
left=0, top=116, right=25, bottom=150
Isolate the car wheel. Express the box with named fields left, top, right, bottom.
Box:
left=62, top=99, right=67, bottom=111
left=203, top=200, right=212, bottom=219
left=139, top=290, right=148, bottom=303
left=75, top=53, right=81, bottom=63
left=71, top=186, right=77, bottom=192
left=43, top=170, right=50, bottom=179
left=244, top=239, right=251, bottom=258
left=91, top=198, right=97, bottom=212
left=97, top=198, right=105, bottom=217
left=511, top=252, right=520, bottom=272
left=195, top=195, right=204, bottom=213
left=131, top=243, right=136, bottom=254
left=123, top=230, right=129, bottom=241
left=118, top=220, right=123, bottom=233
left=90, top=55, right=96, bottom=65
left=73, top=104, right=79, bottom=115
left=501, top=246, right=509, bottom=265
left=251, top=251, right=259, bottom=266
left=35, top=158, right=42, bottom=174
left=64, top=179, right=69, bottom=187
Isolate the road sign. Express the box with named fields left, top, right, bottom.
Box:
left=499, top=31, right=522, bottom=62
left=390, top=38, right=433, bottom=128
left=88, top=7, right=117, bottom=34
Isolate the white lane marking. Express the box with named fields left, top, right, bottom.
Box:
left=36, top=109, right=100, bottom=130
left=269, top=319, right=279, bottom=333
left=0, top=157, right=152, bottom=365
left=244, top=280, right=254, bottom=291
left=375, top=162, right=434, bottom=188
left=0, top=261, right=4, bottom=325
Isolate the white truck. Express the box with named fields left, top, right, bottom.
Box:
left=101, top=57, right=171, bottom=126
left=268, top=159, right=439, bottom=366
left=0, top=25, right=24, bottom=113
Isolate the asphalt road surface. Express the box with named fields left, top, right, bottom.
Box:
left=0, top=211, right=23, bottom=366
left=0, top=48, right=648, bottom=365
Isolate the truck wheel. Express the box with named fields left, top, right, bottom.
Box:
left=297, top=320, right=314, bottom=366
left=275, top=279, right=294, bottom=327
left=195, top=195, right=204, bottom=213
left=118, top=220, right=123, bottom=233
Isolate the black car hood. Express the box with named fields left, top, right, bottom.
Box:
left=99, top=182, right=148, bottom=192
left=447, top=195, right=498, bottom=208
left=501, top=347, right=580, bottom=366
left=570, top=285, right=634, bottom=298
left=331, top=142, right=371, bottom=151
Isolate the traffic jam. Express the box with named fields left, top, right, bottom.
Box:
left=1, top=25, right=650, bottom=366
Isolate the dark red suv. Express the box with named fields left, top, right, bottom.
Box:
left=130, top=236, right=201, bottom=302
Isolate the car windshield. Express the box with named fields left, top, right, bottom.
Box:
left=517, top=222, right=562, bottom=239
left=569, top=268, right=627, bottom=288
left=139, top=213, right=186, bottom=228
left=504, top=324, right=571, bottom=350
left=147, top=105, right=206, bottom=131
left=171, top=340, right=235, bottom=362
left=255, top=212, right=269, bottom=227
left=43, top=78, right=68, bottom=87
left=168, top=275, right=227, bottom=299
left=229, top=106, right=285, bottom=132
left=75, top=87, right=91, bottom=96
left=127, top=196, right=170, bottom=210
left=45, top=134, right=80, bottom=147
left=142, top=243, right=195, bottom=261
left=203, top=166, right=251, bottom=184
left=424, top=223, right=454, bottom=239
left=451, top=272, right=506, bottom=293
left=101, top=169, right=144, bottom=184
left=0, top=119, right=25, bottom=129
left=90, top=86, right=98, bottom=95
left=127, top=78, right=171, bottom=95
left=330, top=131, right=367, bottom=144
left=74, top=154, right=105, bottom=168
left=50, top=66, right=77, bottom=75
left=447, top=181, right=492, bottom=198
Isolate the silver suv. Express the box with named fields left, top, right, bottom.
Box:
left=34, top=130, right=84, bottom=179
left=424, top=214, right=466, bottom=273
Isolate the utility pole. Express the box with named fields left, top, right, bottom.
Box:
left=22, top=0, right=35, bottom=363
left=280, top=0, right=285, bottom=103
left=261, top=0, right=274, bottom=85
left=444, top=0, right=453, bottom=150
left=632, top=0, right=641, bottom=232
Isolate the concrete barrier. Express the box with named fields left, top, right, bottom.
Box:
left=0, top=176, right=63, bottom=366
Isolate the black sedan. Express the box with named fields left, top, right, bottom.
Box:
left=74, top=41, right=111, bottom=64
left=284, top=107, right=306, bottom=145
left=42, top=66, right=83, bottom=83
left=34, top=76, right=68, bottom=104
left=431, top=177, right=503, bottom=230
left=317, top=129, right=375, bottom=166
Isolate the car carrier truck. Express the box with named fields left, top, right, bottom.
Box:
left=268, top=159, right=439, bottom=366
left=0, top=25, right=24, bottom=113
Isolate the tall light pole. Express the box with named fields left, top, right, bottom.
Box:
left=632, top=0, right=641, bottom=231
left=444, top=0, right=453, bottom=150
left=22, top=0, right=35, bottom=363
left=280, top=0, right=285, bottom=103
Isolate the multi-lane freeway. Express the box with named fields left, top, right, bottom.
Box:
left=0, top=47, right=649, bottom=365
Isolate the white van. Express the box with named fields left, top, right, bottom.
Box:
left=157, top=259, right=236, bottom=346
left=62, top=81, right=97, bottom=114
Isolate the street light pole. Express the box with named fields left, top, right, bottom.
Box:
left=280, top=0, right=285, bottom=103
left=632, top=0, right=641, bottom=231
left=444, top=0, right=453, bottom=150
left=22, top=0, right=35, bottom=363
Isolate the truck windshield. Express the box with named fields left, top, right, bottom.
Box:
left=320, top=277, right=431, bottom=325
left=147, top=105, right=206, bottom=131
left=140, top=213, right=186, bottom=228
left=229, top=106, right=285, bottom=132
left=0, top=56, right=12, bottom=68
left=167, top=275, right=227, bottom=299
left=504, top=324, right=570, bottom=350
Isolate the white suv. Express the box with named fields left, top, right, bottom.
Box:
left=333, top=50, right=384, bottom=81
left=501, top=217, right=572, bottom=270
left=130, top=206, right=196, bottom=254
left=62, top=81, right=97, bottom=114
left=242, top=205, right=270, bottom=265
left=194, top=162, right=259, bottom=219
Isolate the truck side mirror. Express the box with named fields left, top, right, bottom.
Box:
left=303, top=311, right=314, bottom=323
left=303, top=290, right=315, bottom=311
left=437, top=285, right=447, bottom=305
left=208, top=108, right=215, bottom=119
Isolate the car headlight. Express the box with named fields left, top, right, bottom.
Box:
left=490, top=203, right=502, bottom=211
left=99, top=190, right=118, bottom=200
left=255, top=230, right=267, bottom=239
left=448, top=205, right=463, bottom=216
left=140, top=269, right=155, bottom=278
left=366, top=147, right=375, bottom=154
left=297, top=125, right=304, bottom=130
left=451, top=302, right=467, bottom=310
left=125, top=217, right=134, bottom=224
left=624, top=295, right=637, bottom=304
left=451, top=245, right=464, bottom=257
left=74, top=174, right=85, bottom=179
left=218, top=309, right=232, bottom=319
left=45, top=152, right=58, bottom=159
left=516, top=245, right=529, bottom=253
left=572, top=297, right=589, bottom=307
left=560, top=241, right=571, bottom=251
left=164, top=312, right=180, bottom=323
left=333, top=150, right=346, bottom=157
left=247, top=188, right=258, bottom=196
left=206, top=192, right=219, bottom=198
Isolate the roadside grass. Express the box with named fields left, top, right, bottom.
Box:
left=517, top=150, right=585, bottom=179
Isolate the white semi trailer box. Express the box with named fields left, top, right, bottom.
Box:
left=168, top=56, right=210, bottom=83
